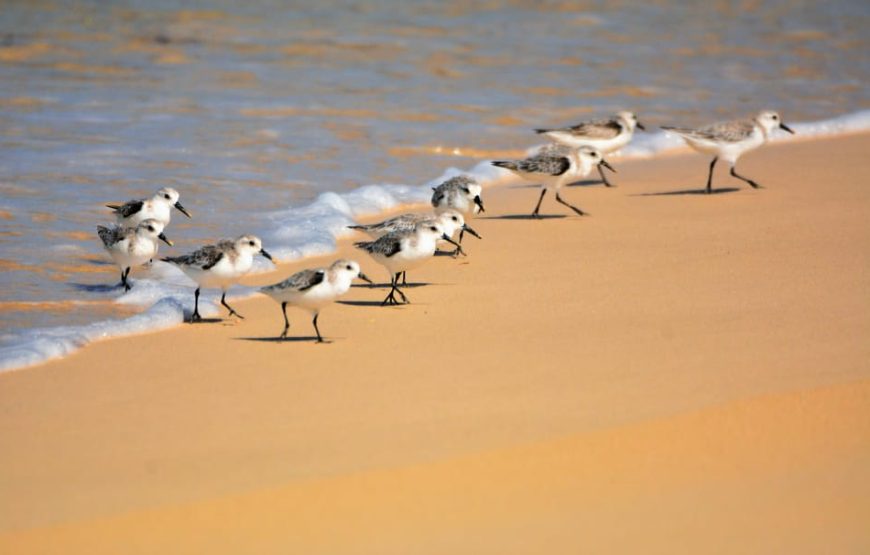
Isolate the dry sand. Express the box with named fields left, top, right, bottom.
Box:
left=1, top=133, right=868, bottom=553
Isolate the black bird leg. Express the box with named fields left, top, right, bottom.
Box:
left=555, top=192, right=587, bottom=216
left=312, top=313, right=326, bottom=343
left=279, top=301, right=290, bottom=339
left=532, top=188, right=547, bottom=218
left=597, top=164, right=615, bottom=187
left=221, top=292, right=244, bottom=319
left=706, top=156, right=718, bottom=193
left=120, top=267, right=131, bottom=291
left=730, top=166, right=763, bottom=189
left=382, top=273, right=409, bottom=306
left=191, top=287, right=202, bottom=322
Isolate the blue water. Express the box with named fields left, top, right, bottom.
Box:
left=0, top=0, right=868, bottom=369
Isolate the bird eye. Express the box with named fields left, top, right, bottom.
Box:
left=461, top=187, right=470, bottom=194
left=148, top=226, right=154, bottom=232
left=248, top=241, right=255, bottom=246
left=164, top=194, right=171, bottom=199
left=772, top=115, right=778, bottom=120
left=430, top=226, right=437, bottom=232
left=346, top=265, right=352, bottom=270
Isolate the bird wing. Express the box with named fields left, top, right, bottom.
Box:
left=354, top=234, right=403, bottom=258
left=494, top=154, right=571, bottom=176
left=663, top=119, right=754, bottom=143
left=96, top=225, right=124, bottom=247
left=164, top=244, right=224, bottom=270
left=537, top=118, right=622, bottom=139
left=107, top=199, right=144, bottom=218
left=266, top=269, right=326, bottom=293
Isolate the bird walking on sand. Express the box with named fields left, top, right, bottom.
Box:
left=98, top=219, right=173, bottom=291
left=162, top=235, right=273, bottom=322
left=106, top=187, right=192, bottom=227
left=492, top=146, right=614, bottom=218
left=662, top=110, right=795, bottom=193
left=354, top=221, right=460, bottom=306
left=534, top=111, right=644, bottom=187
left=349, top=209, right=481, bottom=285
left=260, top=259, right=372, bottom=342
left=431, top=175, right=485, bottom=242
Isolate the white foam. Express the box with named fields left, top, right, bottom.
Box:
left=2, top=110, right=868, bottom=372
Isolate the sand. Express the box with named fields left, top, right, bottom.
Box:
left=1, top=133, right=868, bottom=553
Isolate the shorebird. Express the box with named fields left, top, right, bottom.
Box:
left=662, top=110, right=795, bottom=193
left=354, top=221, right=460, bottom=306
left=349, top=209, right=481, bottom=284
left=97, top=219, right=173, bottom=291
left=431, top=175, right=485, bottom=241
left=534, top=111, right=644, bottom=187
left=163, top=235, right=273, bottom=321
left=492, top=146, right=614, bottom=217
left=260, top=259, right=372, bottom=342
left=106, top=187, right=192, bottom=227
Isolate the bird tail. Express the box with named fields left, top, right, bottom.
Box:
left=492, top=160, right=519, bottom=171
left=347, top=224, right=365, bottom=231
left=533, top=128, right=552, bottom=134
left=105, top=203, right=121, bottom=211
left=353, top=241, right=373, bottom=250
left=660, top=126, right=691, bottom=134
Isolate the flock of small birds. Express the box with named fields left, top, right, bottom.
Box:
left=97, top=109, right=794, bottom=342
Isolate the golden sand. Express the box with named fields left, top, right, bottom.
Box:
left=0, top=134, right=868, bottom=553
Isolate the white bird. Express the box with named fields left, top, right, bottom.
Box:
left=431, top=175, right=486, bottom=221
left=97, top=218, right=173, bottom=291
left=354, top=221, right=460, bottom=306
left=260, top=259, right=372, bottom=342
left=662, top=110, right=795, bottom=193
left=162, top=235, right=273, bottom=321
left=349, top=209, right=482, bottom=285
left=492, top=146, right=615, bottom=217
left=106, top=187, right=192, bottom=227
left=534, top=111, right=644, bottom=187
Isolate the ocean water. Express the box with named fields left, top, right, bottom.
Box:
left=0, top=0, right=868, bottom=371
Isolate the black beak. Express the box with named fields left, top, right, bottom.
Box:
left=599, top=159, right=617, bottom=173
left=158, top=232, right=173, bottom=247
left=357, top=272, right=373, bottom=284
left=474, top=195, right=485, bottom=213
left=260, top=249, right=274, bottom=262
left=636, top=122, right=646, bottom=131
left=174, top=201, right=192, bottom=218
left=779, top=123, right=795, bottom=134
left=462, top=223, right=482, bottom=239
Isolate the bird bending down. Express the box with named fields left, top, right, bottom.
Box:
left=492, top=146, right=615, bottom=217
left=163, top=235, right=273, bottom=322
left=97, top=219, right=173, bottom=291
left=260, top=259, right=372, bottom=342
left=662, top=110, right=795, bottom=193
left=534, top=111, right=644, bottom=187
left=354, top=221, right=460, bottom=306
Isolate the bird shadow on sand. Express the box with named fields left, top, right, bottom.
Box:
left=478, top=214, right=567, bottom=221
left=565, top=179, right=608, bottom=188
left=337, top=299, right=395, bottom=307
left=351, top=282, right=433, bottom=289
left=236, top=335, right=336, bottom=344
left=631, top=187, right=741, bottom=197
left=185, top=318, right=225, bottom=324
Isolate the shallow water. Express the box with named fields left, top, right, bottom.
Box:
left=0, top=0, right=868, bottom=368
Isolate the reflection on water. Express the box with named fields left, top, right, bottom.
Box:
left=0, top=0, right=868, bottom=332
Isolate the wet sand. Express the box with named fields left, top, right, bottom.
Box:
left=0, top=133, right=868, bottom=553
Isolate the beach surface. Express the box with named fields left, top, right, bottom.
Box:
left=1, top=133, right=868, bottom=553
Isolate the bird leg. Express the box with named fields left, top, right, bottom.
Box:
left=120, top=267, right=131, bottom=291
left=532, top=188, right=547, bottom=218
left=191, top=287, right=202, bottom=322
left=555, top=192, right=587, bottom=216
left=279, top=301, right=290, bottom=339
left=597, top=164, right=615, bottom=187
left=706, top=156, right=718, bottom=193
left=221, top=292, right=245, bottom=319
left=382, top=273, right=409, bottom=306
left=312, top=313, right=328, bottom=343
left=730, top=166, right=763, bottom=189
